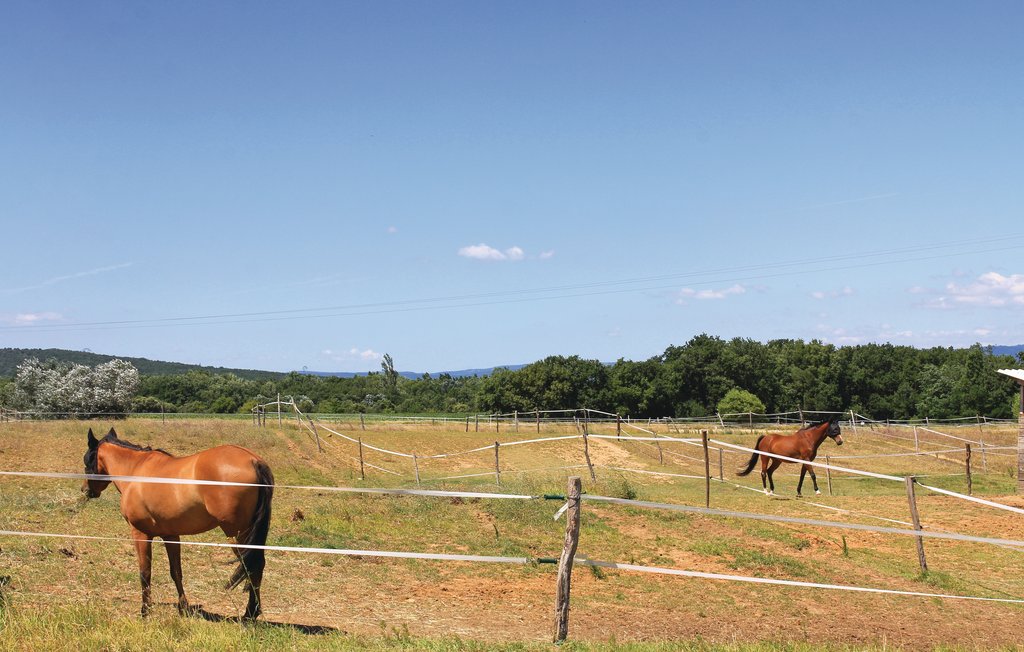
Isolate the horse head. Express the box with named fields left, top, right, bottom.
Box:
left=81, top=428, right=115, bottom=498
left=826, top=416, right=844, bottom=446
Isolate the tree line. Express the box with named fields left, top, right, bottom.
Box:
left=2, top=336, right=1020, bottom=420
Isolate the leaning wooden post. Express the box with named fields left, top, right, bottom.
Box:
left=904, top=476, right=928, bottom=573
left=358, top=437, right=366, bottom=481
left=701, top=430, right=711, bottom=508
left=965, top=444, right=972, bottom=496
left=849, top=409, right=858, bottom=436
left=494, top=442, right=502, bottom=486
left=307, top=416, right=323, bottom=453
left=825, top=455, right=834, bottom=496
left=553, top=476, right=582, bottom=643
left=413, top=453, right=421, bottom=486
left=581, top=421, right=597, bottom=482
left=912, top=425, right=920, bottom=452
left=1019, top=382, right=1024, bottom=495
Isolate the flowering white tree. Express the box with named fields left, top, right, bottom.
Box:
left=12, top=357, right=140, bottom=416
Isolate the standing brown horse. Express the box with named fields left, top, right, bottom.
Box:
left=81, top=428, right=273, bottom=620
left=736, top=417, right=843, bottom=496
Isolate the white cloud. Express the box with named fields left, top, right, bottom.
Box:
left=676, top=284, right=746, bottom=304
left=922, top=272, right=1024, bottom=309
left=1, top=263, right=133, bottom=295
left=810, top=286, right=855, bottom=300
left=3, top=312, right=63, bottom=325
left=458, top=243, right=527, bottom=262
left=387, top=226, right=398, bottom=234
left=539, top=250, right=556, bottom=260
left=322, top=348, right=383, bottom=362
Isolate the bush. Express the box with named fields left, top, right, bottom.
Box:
left=717, top=388, right=766, bottom=416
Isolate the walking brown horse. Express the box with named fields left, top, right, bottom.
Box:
left=736, top=417, right=843, bottom=496
left=81, top=428, right=273, bottom=619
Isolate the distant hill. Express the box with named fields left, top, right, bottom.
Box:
left=0, top=348, right=285, bottom=381
left=300, top=365, right=526, bottom=380
left=989, top=345, right=1024, bottom=360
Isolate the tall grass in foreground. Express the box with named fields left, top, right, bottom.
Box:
left=0, top=604, right=977, bottom=652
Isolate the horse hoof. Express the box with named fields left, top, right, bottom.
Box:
left=815, top=490, right=822, bottom=495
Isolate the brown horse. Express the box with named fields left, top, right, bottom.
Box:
left=736, top=417, right=843, bottom=496
left=81, top=428, right=273, bottom=619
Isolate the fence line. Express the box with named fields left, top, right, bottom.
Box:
left=1, top=526, right=1022, bottom=607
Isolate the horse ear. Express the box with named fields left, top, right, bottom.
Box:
left=107, top=427, right=118, bottom=439
left=88, top=429, right=99, bottom=449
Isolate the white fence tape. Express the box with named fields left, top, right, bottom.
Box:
left=581, top=495, right=1024, bottom=548
left=577, top=559, right=1024, bottom=605
left=0, top=470, right=536, bottom=500
left=0, top=527, right=1019, bottom=606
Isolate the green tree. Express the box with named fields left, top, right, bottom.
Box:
left=717, top=388, right=766, bottom=415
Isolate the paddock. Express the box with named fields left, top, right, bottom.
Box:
left=0, top=414, right=1022, bottom=649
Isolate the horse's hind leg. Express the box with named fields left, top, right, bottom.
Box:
left=163, top=536, right=191, bottom=615
left=797, top=465, right=808, bottom=496
left=766, top=460, right=782, bottom=495
left=230, top=545, right=263, bottom=621
left=131, top=528, right=153, bottom=617
left=759, top=457, right=770, bottom=495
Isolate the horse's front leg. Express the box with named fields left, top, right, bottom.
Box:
left=131, top=528, right=153, bottom=617
left=809, top=467, right=821, bottom=495
left=163, top=536, right=192, bottom=615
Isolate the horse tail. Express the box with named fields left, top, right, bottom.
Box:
left=736, top=435, right=767, bottom=477
left=226, top=460, right=274, bottom=591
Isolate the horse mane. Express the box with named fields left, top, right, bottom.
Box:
left=101, top=432, right=173, bottom=457
left=799, top=418, right=834, bottom=431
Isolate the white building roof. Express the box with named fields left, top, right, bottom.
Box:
left=996, top=369, right=1024, bottom=383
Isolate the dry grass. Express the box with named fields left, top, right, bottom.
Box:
left=0, top=418, right=1022, bottom=650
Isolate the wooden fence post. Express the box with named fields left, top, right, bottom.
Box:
left=494, top=441, right=501, bottom=486
left=717, top=447, right=724, bottom=481
left=913, top=425, right=919, bottom=452
left=849, top=409, right=857, bottom=436
left=465, top=417, right=469, bottom=433
left=307, top=416, right=323, bottom=453
left=581, top=421, right=597, bottom=482
left=360, top=414, right=365, bottom=431
left=475, top=415, right=479, bottom=432
left=616, top=415, right=622, bottom=440
left=904, top=476, right=928, bottom=573
left=965, top=444, right=972, bottom=496
left=277, top=393, right=282, bottom=427
left=358, top=437, right=365, bottom=481
left=702, top=430, right=711, bottom=508
left=413, top=453, right=421, bottom=486
left=537, top=411, right=541, bottom=434
left=553, top=476, right=582, bottom=643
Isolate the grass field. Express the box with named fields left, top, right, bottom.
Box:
left=1, top=417, right=1022, bottom=651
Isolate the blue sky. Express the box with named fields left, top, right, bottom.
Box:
left=2, top=2, right=1022, bottom=373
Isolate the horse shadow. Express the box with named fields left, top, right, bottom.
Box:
left=189, top=606, right=341, bottom=635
